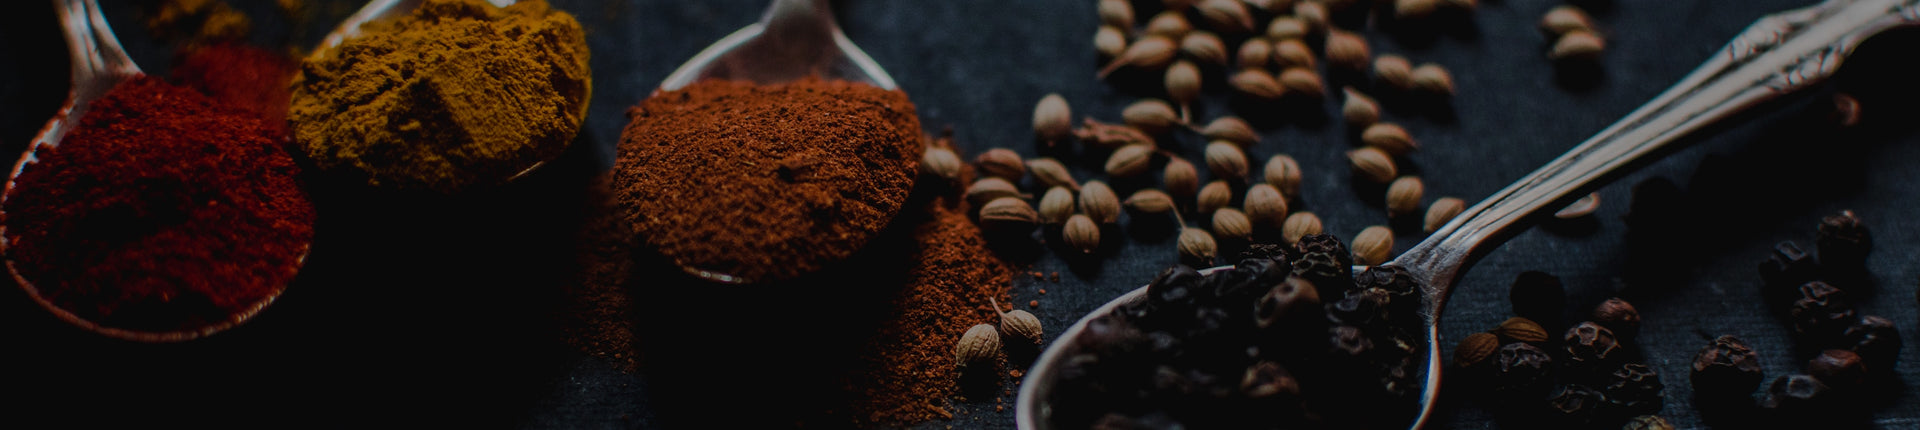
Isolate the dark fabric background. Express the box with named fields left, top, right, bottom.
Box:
left=3, top=0, right=1919, bottom=428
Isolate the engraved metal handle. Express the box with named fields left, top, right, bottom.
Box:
left=1396, top=0, right=1920, bottom=428
left=43, top=0, right=141, bottom=150
left=658, top=0, right=896, bottom=92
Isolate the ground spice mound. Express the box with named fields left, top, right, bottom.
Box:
left=614, top=78, right=921, bottom=283
left=288, top=0, right=590, bottom=192
left=3, top=76, right=315, bottom=333
left=172, top=43, right=298, bottom=136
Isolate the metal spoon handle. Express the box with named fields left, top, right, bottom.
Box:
left=1397, top=0, right=1920, bottom=300
left=39, top=0, right=141, bottom=150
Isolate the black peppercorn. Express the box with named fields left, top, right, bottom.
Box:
left=1546, top=384, right=1611, bottom=426
left=1564, top=321, right=1622, bottom=371
left=1240, top=361, right=1301, bottom=399
left=1841, top=315, right=1901, bottom=375
left=1691, top=335, right=1763, bottom=400
left=1255, top=278, right=1320, bottom=329
left=1237, top=242, right=1291, bottom=266
left=1492, top=342, right=1554, bottom=397
left=1291, top=234, right=1354, bottom=296
left=1788, top=281, right=1855, bottom=339
left=1590, top=297, right=1642, bottom=340
left=1814, top=209, right=1870, bottom=275
left=1328, top=324, right=1375, bottom=359
left=1806, top=349, right=1865, bottom=391
left=1758, top=241, right=1818, bottom=309
left=1603, top=363, right=1665, bottom=417
left=1762, top=374, right=1832, bottom=412
left=1509, top=271, right=1566, bottom=332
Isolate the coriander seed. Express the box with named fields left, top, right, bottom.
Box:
left=1198, top=180, right=1232, bottom=214
left=1027, top=157, right=1079, bottom=191
left=1094, top=26, right=1128, bottom=59
left=1273, top=38, right=1315, bottom=69
left=1038, top=186, right=1076, bottom=225
left=1425, top=196, right=1465, bottom=233
left=1099, top=35, right=1177, bottom=79
left=1064, top=214, right=1102, bottom=254
left=1230, top=69, right=1285, bottom=100
left=1073, top=118, right=1153, bottom=149
left=1201, top=116, right=1258, bottom=147
left=975, top=148, right=1025, bottom=181
left=1493, top=317, right=1551, bottom=344
left=1386, top=176, right=1424, bottom=218
left=1034, top=93, right=1073, bottom=143
left=1282, top=211, right=1322, bottom=244
left=1165, top=61, right=1202, bottom=114
left=1263, top=154, right=1301, bottom=197
left=1266, top=16, right=1307, bottom=41
left=1362, top=122, right=1418, bottom=155
left=1164, top=157, right=1200, bottom=199
left=1540, top=5, right=1596, bottom=36
left=1205, top=141, right=1250, bottom=181
left=1197, top=0, right=1256, bottom=34
left=996, top=301, right=1044, bottom=346
left=1098, top=0, right=1134, bottom=29
left=1342, top=87, right=1380, bottom=127
left=1277, top=67, right=1324, bottom=98
left=1325, top=30, right=1371, bottom=71
left=966, top=177, right=1023, bottom=208
left=1411, top=63, right=1455, bottom=95
left=956, top=323, right=1003, bottom=366
left=1238, top=36, right=1275, bottom=69
left=1374, top=54, right=1415, bottom=90
left=922, top=146, right=961, bottom=183
left=1179, top=227, right=1219, bottom=265
left=1125, top=189, right=1176, bottom=214
left=1105, top=144, right=1156, bottom=178
left=1080, top=180, right=1122, bottom=224
left=1243, top=183, right=1288, bottom=228
left=1180, top=31, right=1230, bottom=66
left=1293, top=1, right=1328, bottom=34
left=1123, top=99, right=1182, bottom=134
left=1351, top=225, right=1394, bottom=265
left=1146, top=11, right=1192, bottom=39
left=1550, top=30, right=1606, bottom=62
left=1347, top=147, right=1397, bottom=184
left=980, top=197, right=1040, bottom=231
left=1455, top=332, right=1500, bottom=369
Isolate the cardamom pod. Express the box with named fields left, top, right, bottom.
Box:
left=1342, top=87, right=1380, bottom=127
left=1282, top=211, right=1322, bottom=244
left=1411, top=62, right=1454, bottom=95
left=1273, top=38, right=1315, bottom=69
left=1324, top=29, right=1370, bottom=71
left=1125, top=189, right=1175, bottom=214
left=1266, top=16, right=1306, bottom=41
left=1179, top=227, right=1218, bottom=266
left=1163, top=157, right=1199, bottom=199
left=1277, top=67, right=1324, bottom=99
left=1034, top=93, right=1073, bottom=143
left=1374, top=54, right=1414, bottom=90
left=922, top=146, right=961, bottom=182
left=1549, top=30, right=1606, bottom=62
left=955, top=323, right=1002, bottom=366
left=1213, top=207, right=1253, bottom=239
left=1098, top=0, right=1135, bottom=29
left=1230, top=69, right=1285, bottom=100
left=1080, top=180, right=1122, bottom=224
left=965, top=177, right=1022, bottom=208
left=1027, top=157, right=1079, bottom=191
left=1243, top=183, right=1288, bottom=228
left=1237, top=36, right=1274, bottom=69
left=1123, top=99, right=1182, bottom=134
left=1540, top=5, right=1595, bottom=36
left=1038, top=186, right=1076, bottom=225
left=1263, top=154, right=1301, bottom=197
left=1351, top=225, right=1394, bottom=265
left=1197, top=0, right=1255, bottom=33
left=980, top=197, right=1040, bottom=231
left=1064, top=214, right=1102, bottom=254
left=1095, top=26, right=1128, bottom=59
left=1201, top=116, right=1258, bottom=147
left=1386, top=176, right=1425, bottom=218
left=1146, top=11, right=1192, bottom=39
left=1347, top=147, right=1397, bottom=184
left=1073, top=118, right=1154, bottom=149
left=1105, top=143, right=1157, bottom=179
left=1098, top=35, right=1177, bottom=79
left=975, top=148, right=1026, bottom=181
left=1205, top=141, right=1249, bottom=181
left=1424, top=196, right=1465, bottom=233
left=1198, top=180, right=1232, bottom=214
left=1362, top=122, right=1419, bottom=155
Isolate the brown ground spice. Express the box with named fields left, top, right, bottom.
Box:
left=614, top=78, right=921, bottom=283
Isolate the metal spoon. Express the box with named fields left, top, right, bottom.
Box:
left=0, top=0, right=308, bottom=342
left=1018, top=0, right=1920, bottom=427
left=652, top=0, right=897, bottom=284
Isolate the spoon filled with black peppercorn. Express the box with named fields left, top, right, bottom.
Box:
left=1019, top=0, right=1920, bottom=428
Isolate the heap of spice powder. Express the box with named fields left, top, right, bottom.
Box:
left=2, top=76, right=315, bottom=334
left=842, top=191, right=1014, bottom=426
left=613, top=78, right=922, bottom=283
left=288, top=0, right=590, bottom=193
left=171, top=43, right=298, bottom=136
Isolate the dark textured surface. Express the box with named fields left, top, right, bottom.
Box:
left=4, top=0, right=1920, bottom=428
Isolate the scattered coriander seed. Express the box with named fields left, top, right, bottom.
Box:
left=1262, top=154, right=1302, bottom=197
left=1386, top=176, right=1424, bottom=218
left=1038, top=186, right=1076, bottom=225
left=1179, top=31, right=1230, bottom=66
left=1080, top=180, right=1122, bottom=224
left=1064, top=214, right=1102, bottom=254
left=1267, top=16, right=1307, bottom=41
left=1243, top=183, right=1289, bottom=228
left=1098, top=0, right=1135, bottom=29
left=1197, top=0, right=1256, bottom=34
left=995, top=300, right=1044, bottom=346
left=1362, top=122, right=1419, bottom=155
left=1164, top=156, right=1200, bottom=198
left=1146, top=11, right=1193, bottom=39
left=1293, top=1, right=1329, bottom=34
left=1237, top=36, right=1276, bottom=69
left=1213, top=207, right=1253, bottom=240
left=1201, top=116, right=1258, bottom=147
left=1179, top=227, right=1219, bottom=266
left=1166, top=61, right=1202, bottom=114
left=1124, top=189, right=1176, bottom=214
left=1105, top=144, right=1157, bottom=179
left=1351, top=225, right=1394, bottom=265
left=1325, top=30, right=1371, bottom=71
left=1393, top=0, right=1438, bottom=20
left=966, top=177, right=1023, bottom=208
left=1540, top=5, right=1596, bottom=36
left=1123, top=99, right=1183, bottom=134
left=1098, top=35, right=1178, bottom=79
left=1073, top=118, right=1154, bottom=149
left=1205, top=141, right=1251, bottom=181
left=1094, top=26, right=1128, bottom=59
left=1282, top=211, right=1322, bottom=244
left=1277, top=67, right=1325, bottom=98
left=922, top=146, right=961, bottom=183
left=1034, top=93, right=1074, bottom=144
left=956, top=323, right=1003, bottom=366
left=1273, top=38, right=1315, bottom=69
left=1411, top=63, right=1455, bottom=95
left=975, top=148, right=1026, bottom=181
left=1554, top=192, right=1600, bottom=218
left=1347, top=147, right=1398, bottom=184
left=1342, top=87, right=1381, bottom=127
left=1424, top=196, right=1466, bottom=233
left=1493, top=316, right=1551, bottom=344
left=1198, top=180, right=1233, bottom=214
left=1230, top=69, right=1286, bottom=100
left=1550, top=30, right=1606, bottom=62
left=980, top=197, right=1041, bottom=232
left=1027, top=157, right=1080, bottom=191
left=1374, top=54, right=1415, bottom=90
left=1455, top=332, right=1500, bottom=369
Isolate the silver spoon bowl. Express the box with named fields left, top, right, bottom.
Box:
left=0, top=0, right=309, bottom=342
left=1018, top=0, right=1920, bottom=427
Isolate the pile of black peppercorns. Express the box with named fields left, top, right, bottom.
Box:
left=1043, top=234, right=1425, bottom=429
left=1452, top=271, right=1670, bottom=429
left=1692, top=210, right=1901, bottom=426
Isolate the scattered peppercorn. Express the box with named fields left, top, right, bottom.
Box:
left=1691, top=335, right=1764, bottom=401
left=1603, top=363, right=1665, bottom=417
left=1815, top=209, right=1871, bottom=279
left=1758, top=241, right=1818, bottom=310
left=1590, top=298, right=1642, bottom=340
left=1840, top=315, right=1901, bottom=375
left=1563, top=321, right=1622, bottom=373
left=1788, top=281, right=1855, bottom=339
left=1492, top=342, right=1553, bottom=398
left=1805, top=349, right=1865, bottom=390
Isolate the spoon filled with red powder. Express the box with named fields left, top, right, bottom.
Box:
left=615, top=0, right=914, bottom=284
left=0, top=0, right=315, bottom=342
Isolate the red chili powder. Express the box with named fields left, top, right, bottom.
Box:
left=171, top=43, right=298, bottom=136
left=3, top=76, right=315, bottom=333
left=613, top=78, right=921, bottom=283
